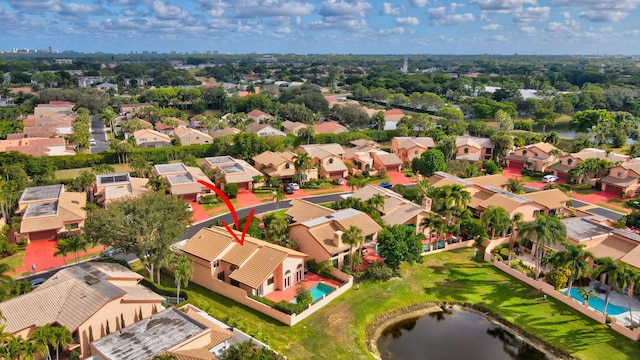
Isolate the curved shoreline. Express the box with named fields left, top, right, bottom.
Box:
left=366, top=302, right=570, bottom=360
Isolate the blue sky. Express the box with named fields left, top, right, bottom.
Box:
left=1, top=0, right=639, bottom=55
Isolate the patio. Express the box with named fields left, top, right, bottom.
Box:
left=264, top=272, right=342, bottom=303
left=566, top=282, right=640, bottom=328
left=353, top=245, right=384, bottom=272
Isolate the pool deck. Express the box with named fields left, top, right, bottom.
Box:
left=564, top=283, right=640, bottom=327
left=264, top=272, right=342, bottom=303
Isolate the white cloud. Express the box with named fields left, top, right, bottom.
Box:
left=471, top=0, right=537, bottom=11
left=145, top=0, right=192, bottom=20
left=410, top=0, right=429, bottom=7
left=306, top=16, right=368, bottom=32
left=481, top=23, right=503, bottom=30
left=234, top=0, right=315, bottom=17
left=122, top=8, right=137, bottom=16
left=396, top=17, right=420, bottom=26
left=61, top=3, right=102, bottom=17
left=512, top=6, right=549, bottom=23
left=197, top=0, right=229, bottom=18
left=579, top=11, right=628, bottom=22
left=319, top=0, right=372, bottom=17
left=275, top=27, right=291, bottom=34
left=491, top=34, right=510, bottom=42
left=428, top=5, right=476, bottom=26
left=382, top=2, right=400, bottom=15
left=6, top=0, right=61, bottom=13
left=520, top=25, right=537, bottom=34
left=379, top=27, right=405, bottom=35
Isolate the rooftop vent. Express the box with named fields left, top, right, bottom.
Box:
left=85, top=276, right=100, bottom=285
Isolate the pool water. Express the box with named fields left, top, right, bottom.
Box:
left=562, top=288, right=629, bottom=315
left=290, top=283, right=335, bottom=303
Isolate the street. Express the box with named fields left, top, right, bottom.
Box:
left=90, top=115, right=109, bottom=153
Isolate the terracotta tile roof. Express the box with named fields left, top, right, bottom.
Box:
left=229, top=246, right=289, bottom=289
left=181, top=228, right=234, bottom=262
left=571, top=148, right=628, bottom=162
left=374, top=152, right=403, bottom=166
left=600, top=175, right=639, bottom=187
left=587, top=236, right=638, bottom=261
left=524, top=142, right=559, bottom=154
left=286, top=199, right=335, bottom=222
left=456, top=136, right=494, bottom=149
left=393, top=137, right=436, bottom=150
left=521, top=189, right=570, bottom=210
left=221, top=241, right=259, bottom=266
left=350, top=139, right=380, bottom=148
left=210, top=127, right=241, bottom=138
left=133, top=128, right=171, bottom=143
left=466, top=174, right=508, bottom=188
left=312, top=121, right=348, bottom=134
left=253, top=150, right=296, bottom=168
left=620, top=245, right=640, bottom=269
left=174, top=126, right=213, bottom=140
left=282, top=120, right=306, bottom=132
left=297, top=143, right=345, bottom=158
left=247, top=109, right=275, bottom=119
left=322, top=159, right=348, bottom=172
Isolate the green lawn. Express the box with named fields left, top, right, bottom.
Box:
left=55, top=164, right=133, bottom=179
left=135, top=249, right=640, bottom=359
left=0, top=248, right=26, bottom=275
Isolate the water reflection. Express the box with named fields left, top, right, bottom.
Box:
left=378, top=308, right=551, bottom=360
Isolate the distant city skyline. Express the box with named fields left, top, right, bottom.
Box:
left=0, top=0, right=639, bottom=55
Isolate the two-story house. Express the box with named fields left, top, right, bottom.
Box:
left=15, top=184, right=86, bottom=242
left=281, top=120, right=307, bottom=135
left=600, top=159, right=640, bottom=197
left=202, top=156, right=263, bottom=190
left=246, top=123, right=287, bottom=137
left=151, top=163, right=213, bottom=201
left=553, top=148, right=629, bottom=182
left=247, top=109, right=276, bottom=123
left=504, top=142, right=562, bottom=172
left=391, top=137, right=436, bottom=164
left=180, top=226, right=308, bottom=298
left=93, top=173, right=150, bottom=207
left=455, top=136, right=494, bottom=162
left=296, top=143, right=347, bottom=180
left=252, top=150, right=318, bottom=183
left=173, top=127, right=213, bottom=146
left=344, top=144, right=403, bottom=175
left=133, top=129, right=172, bottom=148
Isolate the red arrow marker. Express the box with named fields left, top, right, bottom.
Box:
left=197, top=180, right=253, bottom=245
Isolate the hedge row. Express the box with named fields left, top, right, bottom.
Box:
left=248, top=294, right=307, bottom=315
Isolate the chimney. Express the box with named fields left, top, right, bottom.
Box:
left=333, top=230, right=344, bottom=247
left=421, top=197, right=432, bottom=212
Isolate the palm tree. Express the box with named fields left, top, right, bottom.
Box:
left=63, top=234, right=89, bottom=264
left=274, top=188, right=285, bottom=210
left=544, top=131, right=560, bottom=145
left=50, top=326, right=73, bottom=360
left=481, top=205, right=511, bottom=239
left=592, top=257, right=624, bottom=321
left=619, top=264, right=640, bottom=327
left=174, top=254, right=194, bottom=302
left=92, top=163, right=116, bottom=175
left=577, top=287, right=595, bottom=305
left=220, top=340, right=260, bottom=360
left=367, top=193, right=385, bottom=213
left=293, top=152, right=312, bottom=184
left=517, top=214, right=567, bottom=280
left=147, top=175, right=167, bottom=192
left=505, top=178, right=525, bottom=194
left=30, top=324, right=53, bottom=360
left=420, top=213, right=446, bottom=252
left=507, top=212, right=524, bottom=265
left=557, top=242, right=594, bottom=298
left=0, top=263, right=14, bottom=298
left=346, top=177, right=362, bottom=192
left=342, top=225, right=364, bottom=270
left=628, top=143, right=640, bottom=158
left=53, top=239, right=72, bottom=265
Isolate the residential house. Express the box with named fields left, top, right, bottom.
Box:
left=600, top=159, right=640, bottom=197
left=505, top=142, right=562, bottom=172
left=553, top=148, right=629, bottom=182
left=285, top=199, right=336, bottom=223
left=521, top=189, right=572, bottom=217
left=33, top=101, right=75, bottom=116
left=202, top=156, right=263, bottom=190
left=15, top=184, right=86, bottom=242
left=155, top=117, right=187, bottom=135
left=247, top=109, right=276, bottom=123
left=350, top=185, right=432, bottom=231
left=344, top=143, right=402, bottom=175
left=180, top=226, right=308, bottom=297
left=120, top=103, right=152, bottom=116
left=133, top=128, right=172, bottom=148
left=152, top=163, right=213, bottom=201
left=173, top=126, right=213, bottom=146
left=0, top=262, right=165, bottom=358
left=312, top=121, right=348, bottom=134
left=391, top=137, right=436, bottom=164
left=288, top=204, right=382, bottom=269
left=296, top=143, right=348, bottom=179
left=246, top=123, right=287, bottom=137
left=455, top=136, right=494, bottom=162
left=90, top=307, right=233, bottom=360
left=466, top=185, right=546, bottom=222
left=252, top=150, right=318, bottom=183
left=210, top=127, right=242, bottom=138
left=0, top=136, right=75, bottom=157
left=93, top=173, right=150, bottom=207
left=22, top=114, right=74, bottom=137
left=282, top=120, right=307, bottom=135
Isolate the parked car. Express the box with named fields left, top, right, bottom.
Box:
left=333, top=178, right=345, bottom=185
left=186, top=203, right=193, bottom=212
left=30, top=278, right=46, bottom=287
left=542, top=175, right=559, bottom=183
left=379, top=182, right=393, bottom=189
left=90, top=138, right=97, bottom=146
left=102, top=247, right=123, bottom=257
left=289, top=183, right=300, bottom=190
left=284, top=183, right=295, bottom=194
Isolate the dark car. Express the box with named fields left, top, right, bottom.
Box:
left=30, top=278, right=46, bottom=287
left=284, top=183, right=295, bottom=194
left=379, top=182, right=393, bottom=189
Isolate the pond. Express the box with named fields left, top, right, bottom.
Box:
left=377, top=308, right=552, bottom=360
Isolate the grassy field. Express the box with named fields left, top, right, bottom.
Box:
left=55, top=164, right=133, bottom=179
left=136, top=248, right=640, bottom=360
left=0, top=248, right=25, bottom=272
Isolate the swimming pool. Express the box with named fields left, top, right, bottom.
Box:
left=290, top=283, right=336, bottom=303
left=562, top=288, right=629, bottom=316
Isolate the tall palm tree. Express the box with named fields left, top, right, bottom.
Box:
left=505, top=178, right=525, bottom=194
left=342, top=225, right=364, bottom=270
left=577, top=287, right=595, bottom=305
left=517, top=214, right=567, bottom=280
left=0, top=263, right=14, bottom=298
left=557, top=242, right=594, bottom=298
left=147, top=175, right=167, bottom=192
left=63, top=234, right=89, bottom=264
left=293, top=152, right=312, bottom=184
left=592, top=256, right=624, bottom=321
left=30, top=324, right=53, bottom=360
left=367, top=193, right=385, bottom=213
left=618, top=263, right=640, bottom=326
left=53, top=239, right=72, bottom=266
left=174, top=254, right=194, bottom=302
left=420, top=213, right=446, bottom=252
left=481, top=205, right=511, bottom=239
left=50, top=326, right=73, bottom=360
left=92, top=163, right=116, bottom=175
left=274, top=188, right=285, bottom=210
left=507, top=212, right=524, bottom=265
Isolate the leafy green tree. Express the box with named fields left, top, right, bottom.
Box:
left=571, top=109, right=615, bottom=134
left=490, top=131, right=514, bottom=163
left=377, top=225, right=424, bottom=270
left=26, top=158, right=57, bottom=186
left=506, top=178, right=525, bottom=194
left=333, top=103, right=370, bottom=129
left=174, top=254, right=194, bottom=302
left=84, top=193, right=191, bottom=282
left=411, top=149, right=447, bottom=176
left=265, top=217, right=297, bottom=249
left=532, top=108, right=560, bottom=134
left=224, top=183, right=239, bottom=199
left=435, top=107, right=464, bottom=122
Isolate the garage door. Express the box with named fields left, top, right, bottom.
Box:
left=603, top=184, right=623, bottom=196
left=328, top=171, right=343, bottom=179
left=508, top=161, right=525, bottom=169
left=28, top=230, right=58, bottom=242
left=556, top=172, right=570, bottom=182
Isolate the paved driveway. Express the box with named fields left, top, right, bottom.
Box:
left=90, top=115, right=109, bottom=153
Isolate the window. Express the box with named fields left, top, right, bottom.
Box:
left=217, top=272, right=225, bottom=281
left=522, top=150, right=527, bottom=156
left=414, top=150, right=418, bottom=154
left=296, top=264, right=303, bottom=282
left=329, top=158, right=334, bottom=164
left=196, top=137, right=200, bottom=140
left=285, top=163, right=290, bottom=169
left=213, top=260, right=219, bottom=268
left=184, top=137, right=190, bottom=141
left=230, top=265, right=238, bottom=271
left=230, top=279, right=240, bottom=287
left=332, top=258, right=339, bottom=268
left=140, top=138, right=147, bottom=142
left=65, top=223, right=79, bottom=231
left=618, top=172, right=622, bottom=177
left=153, top=137, right=157, bottom=140
left=267, top=276, right=274, bottom=285
left=365, top=164, right=370, bottom=169
left=568, top=159, right=573, bottom=165
left=486, top=148, right=492, bottom=154
left=284, top=270, right=291, bottom=288
left=464, top=148, right=469, bottom=153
